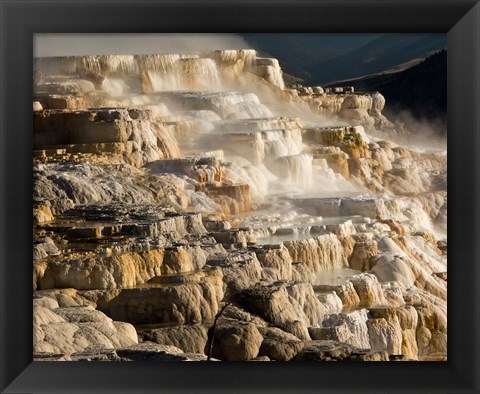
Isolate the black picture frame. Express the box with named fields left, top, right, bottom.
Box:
left=1, top=0, right=479, bottom=393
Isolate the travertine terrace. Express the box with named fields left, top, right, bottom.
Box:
left=33, top=50, right=447, bottom=361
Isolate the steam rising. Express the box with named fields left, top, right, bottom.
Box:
left=388, top=108, right=447, bottom=142
left=34, top=33, right=251, bottom=57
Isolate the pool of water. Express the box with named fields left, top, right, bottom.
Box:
left=314, top=268, right=362, bottom=287
left=253, top=215, right=362, bottom=245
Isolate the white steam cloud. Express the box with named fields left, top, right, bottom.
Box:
left=34, top=33, right=251, bottom=58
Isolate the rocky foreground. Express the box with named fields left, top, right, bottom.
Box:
left=33, top=50, right=447, bottom=361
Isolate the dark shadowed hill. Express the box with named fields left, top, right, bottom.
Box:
left=241, top=33, right=446, bottom=86
left=241, top=33, right=381, bottom=83
left=329, top=50, right=447, bottom=135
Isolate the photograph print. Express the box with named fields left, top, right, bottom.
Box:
left=32, top=33, right=447, bottom=362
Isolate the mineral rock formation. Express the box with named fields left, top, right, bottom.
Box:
left=33, top=297, right=138, bottom=355
left=32, top=49, right=447, bottom=362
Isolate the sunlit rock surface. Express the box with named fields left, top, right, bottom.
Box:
left=32, top=49, right=447, bottom=362
left=33, top=297, right=138, bottom=355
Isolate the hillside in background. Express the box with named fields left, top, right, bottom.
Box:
left=242, top=33, right=380, bottom=83
left=329, top=50, right=447, bottom=135
left=242, top=33, right=446, bottom=85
